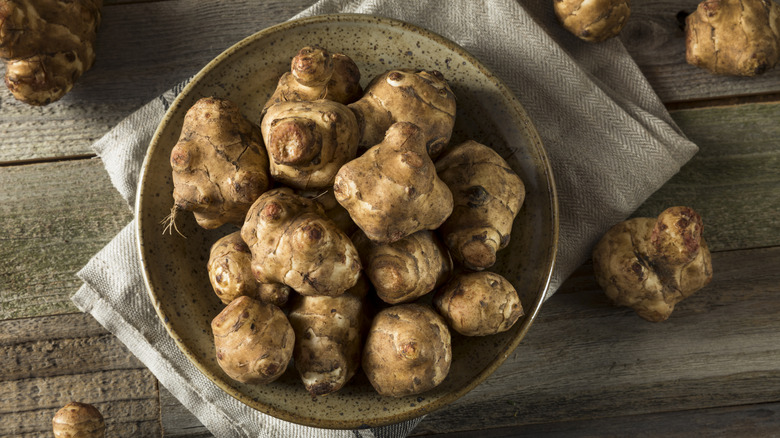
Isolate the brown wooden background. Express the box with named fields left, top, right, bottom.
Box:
left=2, top=0, right=779, bottom=436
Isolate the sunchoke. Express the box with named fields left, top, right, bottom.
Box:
left=288, top=276, right=369, bottom=396
left=261, top=99, right=359, bottom=190
left=211, top=296, right=294, bottom=384
left=207, top=231, right=291, bottom=307
left=169, top=97, right=271, bottom=230
left=353, top=230, right=452, bottom=304
left=348, top=69, right=456, bottom=157
left=241, top=188, right=361, bottom=297
left=362, top=303, right=452, bottom=397
left=434, top=271, right=524, bottom=336
left=262, top=46, right=362, bottom=114
left=685, top=0, right=780, bottom=76
left=436, top=140, right=525, bottom=270
left=592, top=206, right=714, bottom=322
left=333, top=122, right=454, bottom=244
left=553, top=0, right=631, bottom=42
left=52, top=401, right=104, bottom=438
left=0, top=0, right=102, bottom=105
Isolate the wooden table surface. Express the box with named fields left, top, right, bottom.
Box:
left=2, top=1, right=779, bottom=436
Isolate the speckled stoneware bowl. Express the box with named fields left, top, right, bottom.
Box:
left=136, top=14, right=558, bottom=429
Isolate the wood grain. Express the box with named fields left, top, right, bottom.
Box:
left=636, top=103, right=780, bottom=251
left=3, top=0, right=779, bottom=163
left=622, top=0, right=780, bottom=103
left=0, top=159, right=132, bottom=319
left=159, top=387, right=212, bottom=437
left=0, top=0, right=315, bottom=163
left=422, top=402, right=780, bottom=437
left=0, top=313, right=160, bottom=437
left=411, top=246, right=780, bottom=435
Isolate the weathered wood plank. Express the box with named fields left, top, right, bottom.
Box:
left=421, top=402, right=780, bottom=437
left=0, top=159, right=133, bottom=319
left=622, top=0, right=780, bottom=103
left=634, top=102, right=780, bottom=251
left=0, top=0, right=315, bottom=163
left=412, top=246, right=780, bottom=435
left=0, top=313, right=160, bottom=437
left=2, top=0, right=779, bottom=163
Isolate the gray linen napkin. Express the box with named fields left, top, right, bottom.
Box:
left=74, top=0, right=698, bottom=436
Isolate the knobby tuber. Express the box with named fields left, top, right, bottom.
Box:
left=333, top=122, right=454, bottom=244
left=0, top=0, right=102, bottom=105
left=241, top=188, right=361, bottom=297
left=288, top=276, right=370, bottom=396
left=262, top=46, right=362, bottom=114
left=52, top=401, right=105, bottom=438
left=168, top=97, right=271, bottom=230
left=553, top=0, right=631, bottom=42
left=592, top=206, right=714, bottom=322
left=212, top=296, right=294, bottom=384
left=362, top=303, right=452, bottom=397
left=353, top=230, right=452, bottom=304
left=348, top=69, right=456, bottom=157
left=436, top=140, right=525, bottom=270
left=261, top=99, right=359, bottom=190
left=299, top=188, right=358, bottom=235
left=434, top=271, right=524, bottom=336
left=207, top=231, right=290, bottom=307
left=686, top=0, right=780, bottom=76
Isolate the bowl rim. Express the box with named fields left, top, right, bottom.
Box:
left=135, top=12, right=559, bottom=429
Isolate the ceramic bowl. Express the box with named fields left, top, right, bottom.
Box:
left=136, top=14, right=558, bottom=429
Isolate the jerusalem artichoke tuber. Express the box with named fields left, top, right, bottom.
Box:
left=553, top=0, right=631, bottom=42
left=333, top=122, right=454, bottom=244
left=592, top=206, right=714, bottom=322
left=241, top=187, right=361, bottom=297
left=436, top=140, right=525, bottom=270
left=168, top=97, right=271, bottom=230
left=0, top=0, right=103, bottom=105
left=52, top=401, right=104, bottom=438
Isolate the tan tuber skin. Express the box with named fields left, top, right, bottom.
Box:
left=0, top=0, right=102, bottom=105
left=348, top=69, right=456, bottom=157
left=288, top=276, right=370, bottom=396
left=362, top=303, right=452, bottom=397
left=261, top=99, right=359, bottom=190
left=553, top=0, right=631, bottom=42
left=353, top=230, right=452, bottom=305
left=168, top=97, right=271, bottom=231
left=241, top=187, right=361, bottom=297
left=434, top=271, right=524, bottom=336
left=686, top=0, right=780, bottom=76
left=207, top=231, right=291, bottom=307
left=333, top=122, right=454, bottom=244
left=212, top=296, right=294, bottom=384
left=52, top=401, right=105, bottom=438
left=592, top=206, right=714, bottom=322
left=436, top=140, right=525, bottom=270
left=262, top=46, right=362, bottom=115
left=298, top=188, right=358, bottom=235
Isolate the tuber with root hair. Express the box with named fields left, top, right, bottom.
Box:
left=592, top=206, right=714, bottom=322
left=167, top=97, right=271, bottom=232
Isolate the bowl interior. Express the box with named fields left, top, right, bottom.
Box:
left=136, top=14, right=557, bottom=429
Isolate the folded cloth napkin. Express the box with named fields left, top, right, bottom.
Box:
left=74, top=0, right=698, bottom=436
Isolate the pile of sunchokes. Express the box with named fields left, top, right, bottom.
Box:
left=168, top=45, right=529, bottom=399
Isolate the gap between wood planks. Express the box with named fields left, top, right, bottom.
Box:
left=666, top=92, right=780, bottom=111
left=0, top=154, right=97, bottom=168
